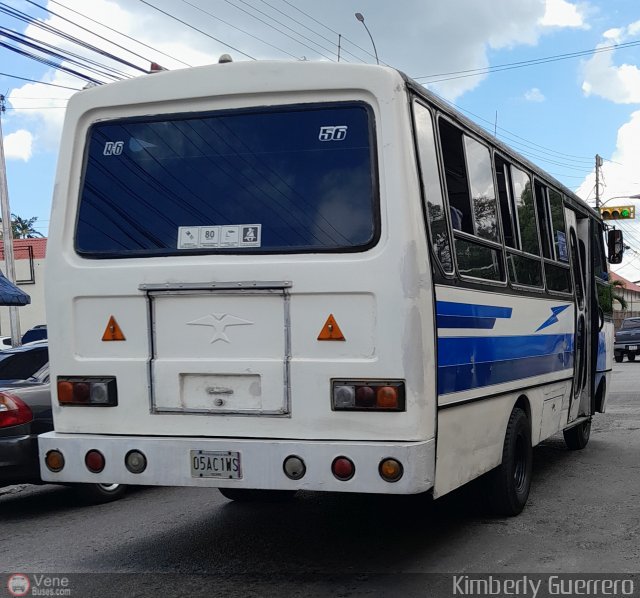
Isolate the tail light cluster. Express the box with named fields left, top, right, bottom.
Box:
left=57, top=377, right=118, bottom=406
left=0, top=392, right=33, bottom=428
left=332, top=380, right=405, bottom=411
left=45, top=448, right=148, bottom=475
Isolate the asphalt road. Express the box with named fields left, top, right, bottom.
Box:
left=1, top=364, right=639, bottom=597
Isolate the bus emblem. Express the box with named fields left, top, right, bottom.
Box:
left=187, top=313, right=254, bottom=343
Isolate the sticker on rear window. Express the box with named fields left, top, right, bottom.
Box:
left=178, top=225, right=261, bottom=249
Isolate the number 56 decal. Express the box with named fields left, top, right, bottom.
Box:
left=319, top=125, right=348, bottom=141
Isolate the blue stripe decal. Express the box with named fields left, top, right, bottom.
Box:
left=438, top=334, right=572, bottom=366
left=597, top=331, right=606, bottom=371
left=436, top=301, right=512, bottom=319
left=437, top=333, right=573, bottom=394
left=436, top=315, right=496, bottom=329
left=438, top=352, right=573, bottom=394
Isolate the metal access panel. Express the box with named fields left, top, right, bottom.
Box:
left=144, top=281, right=291, bottom=417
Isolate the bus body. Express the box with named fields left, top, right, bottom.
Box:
left=39, top=61, right=615, bottom=513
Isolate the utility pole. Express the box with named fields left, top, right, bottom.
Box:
left=0, top=94, right=22, bottom=346
left=595, top=154, right=603, bottom=209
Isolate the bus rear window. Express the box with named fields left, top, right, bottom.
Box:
left=75, top=103, right=378, bottom=257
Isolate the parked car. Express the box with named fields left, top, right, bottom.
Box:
left=0, top=341, right=49, bottom=385
left=21, top=324, right=47, bottom=345
left=614, top=317, right=640, bottom=362
left=0, top=344, right=126, bottom=503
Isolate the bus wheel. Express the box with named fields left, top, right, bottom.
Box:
left=485, top=407, right=532, bottom=516
left=563, top=418, right=591, bottom=450
left=73, top=483, right=127, bottom=504
left=219, top=488, right=297, bottom=502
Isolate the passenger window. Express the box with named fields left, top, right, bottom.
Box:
left=507, top=253, right=543, bottom=287
left=548, top=190, right=568, bottom=263
left=463, top=136, right=499, bottom=242
left=511, top=167, right=539, bottom=256
left=494, top=156, right=516, bottom=248
left=534, top=181, right=553, bottom=259
left=439, top=119, right=474, bottom=235
left=455, top=238, right=503, bottom=281
left=413, top=102, right=453, bottom=273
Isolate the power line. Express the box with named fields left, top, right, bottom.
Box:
left=0, top=71, right=81, bottom=91
left=137, top=0, right=257, bottom=60
left=23, top=0, right=153, bottom=71
left=222, top=0, right=336, bottom=62
left=49, top=0, right=192, bottom=68
left=177, top=0, right=299, bottom=60
left=277, top=0, right=386, bottom=65
left=414, top=39, right=640, bottom=83
left=257, top=0, right=367, bottom=63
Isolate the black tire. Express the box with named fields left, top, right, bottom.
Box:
left=219, top=488, right=297, bottom=502
left=484, top=407, right=532, bottom=516
left=563, top=418, right=591, bottom=450
left=614, top=354, right=624, bottom=363
left=628, top=354, right=636, bottom=362
left=72, top=483, right=127, bottom=504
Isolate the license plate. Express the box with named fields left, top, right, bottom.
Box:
left=190, top=450, right=242, bottom=479
left=628, top=346, right=638, bottom=351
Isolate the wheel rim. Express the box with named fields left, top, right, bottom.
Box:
left=513, top=434, right=528, bottom=493
left=97, top=483, right=120, bottom=492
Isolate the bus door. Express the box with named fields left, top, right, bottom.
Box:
left=566, top=209, right=591, bottom=420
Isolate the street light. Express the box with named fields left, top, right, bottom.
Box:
left=355, top=12, right=379, bottom=65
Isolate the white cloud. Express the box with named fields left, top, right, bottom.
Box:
left=539, top=0, right=587, bottom=28
left=3, top=130, right=34, bottom=162
left=524, top=87, right=546, bottom=102
left=581, top=22, right=640, bottom=103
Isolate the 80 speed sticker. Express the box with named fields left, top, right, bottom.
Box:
left=178, top=224, right=261, bottom=249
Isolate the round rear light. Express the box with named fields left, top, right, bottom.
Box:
left=283, top=455, right=306, bottom=480
left=74, top=382, right=91, bottom=403
left=331, top=456, right=355, bottom=481
left=85, top=450, right=105, bottom=473
left=355, top=386, right=376, bottom=407
left=376, top=386, right=399, bottom=409
left=45, top=450, right=65, bottom=472
left=125, top=450, right=147, bottom=474
left=379, top=458, right=403, bottom=482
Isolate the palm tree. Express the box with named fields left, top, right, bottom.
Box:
left=6, top=214, right=44, bottom=239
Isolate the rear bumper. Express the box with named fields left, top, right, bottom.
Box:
left=614, top=342, right=640, bottom=355
left=0, top=434, right=41, bottom=486
left=38, top=433, right=435, bottom=495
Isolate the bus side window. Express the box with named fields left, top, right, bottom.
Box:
left=534, top=181, right=553, bottom=259
left=438, top=118, right=504, bottom=282
left=536, top=180, right=572, bottom=294
left=548, top=189, right=569, bottom=263
left=438, top=119, right=475, bottom=236
left=413, top=102, right=454, bottom=273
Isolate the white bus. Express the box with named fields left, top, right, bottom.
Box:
left=39, top=60, right=623, bottom=515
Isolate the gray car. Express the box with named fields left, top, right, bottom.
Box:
left=614, top=317, right=640, bottom=362
left=0, top=346, right=126, bottom=503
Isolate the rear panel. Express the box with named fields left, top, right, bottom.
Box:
left=45, top=62, right=437, bottom=447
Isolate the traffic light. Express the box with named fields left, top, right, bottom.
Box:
left=600, top=205, right=635, bottom=220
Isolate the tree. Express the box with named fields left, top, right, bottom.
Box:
left=0, top=214, right=44, bottom=239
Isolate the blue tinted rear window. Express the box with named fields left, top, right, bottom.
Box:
left=76, top=103, right=378, bottom=257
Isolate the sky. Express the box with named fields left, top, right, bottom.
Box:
left=1, top=0, right=640, bottom=277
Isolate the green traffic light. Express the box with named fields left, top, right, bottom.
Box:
left=621, top=208, right=630, bottom=218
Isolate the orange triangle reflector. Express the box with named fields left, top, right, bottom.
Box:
left=102, top=316, right=126, bottom=341
left=317, top=314, right=345, bottom=341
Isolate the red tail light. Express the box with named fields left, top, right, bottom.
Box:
left=0, top=392, right=33, bottom=428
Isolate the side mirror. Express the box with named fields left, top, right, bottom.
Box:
left=607, top=228, right=624, bottom=264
